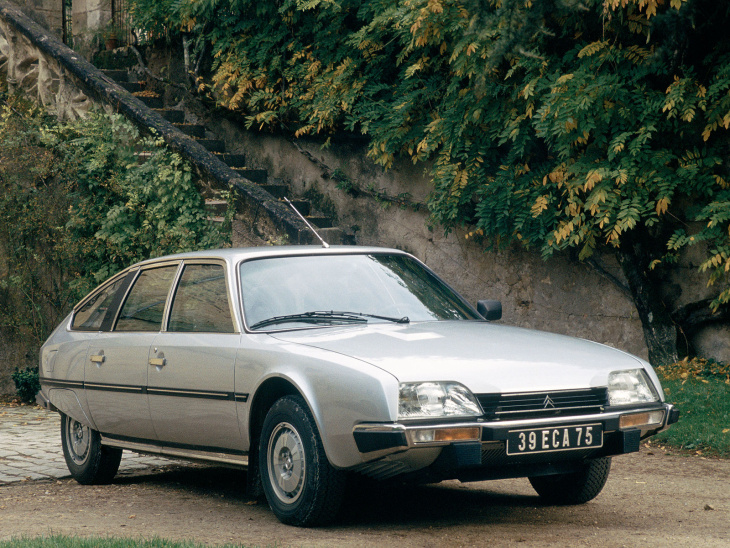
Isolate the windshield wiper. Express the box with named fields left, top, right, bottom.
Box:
left=332, top=311, right=410, bottom=324
left=249, top=310, right=409, bottom=330
left=249, top=311, right=369, bottom=330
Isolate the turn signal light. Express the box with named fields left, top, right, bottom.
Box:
left=619, top=410, right=665, bottom=429
left=412, top=427, right=480, bottom=444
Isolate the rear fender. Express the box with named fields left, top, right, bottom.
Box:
left=48, top=388, right=97, bottom=430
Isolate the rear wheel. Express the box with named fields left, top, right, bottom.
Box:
left=61, top=414, right=122, bottom=485
left=259, top=395, right=346, bottom=526
left=529, top=457, right=612, bottom=504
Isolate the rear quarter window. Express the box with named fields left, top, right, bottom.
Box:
left=71, top=276, right=126, bottom=331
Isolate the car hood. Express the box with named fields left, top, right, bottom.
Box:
left=270, top=321, right=646, bottom=394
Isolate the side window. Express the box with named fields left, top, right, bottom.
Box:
left=115, top=266, right=178, bottom=332
left=71, top=276, right=126, bottom=331
left=168, top=264, right=234, bottom=333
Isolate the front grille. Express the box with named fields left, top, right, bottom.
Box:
left=476, top=388, right=607, bottom=421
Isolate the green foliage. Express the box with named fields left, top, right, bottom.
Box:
left=10, top=366, right=40, bottom=403
left=653, top=376, right=730, bottom=457
left=0, top=82, right=228, bottom=365
left=126, top=0, right=184, bottom=42
left=126, top=0, right=730, bottom=309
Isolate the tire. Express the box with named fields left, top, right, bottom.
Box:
left=529, top=457, right=612, bottom=505
left=60, top=413, right=122, bottom=485
left=259, top=395, right=346, bottom=527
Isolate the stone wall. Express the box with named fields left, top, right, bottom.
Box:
left=3, top=0, right=728, bottom=368
left=14, top=0, right=63, bottom=39
left=207, top=120, right=650, bottom=358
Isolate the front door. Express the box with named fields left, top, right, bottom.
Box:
left=147, top=262, right=243, bottom=451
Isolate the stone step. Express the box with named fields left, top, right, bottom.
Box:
left=135, top=150, right=154, bottom=164
left=120, top=81, right=144, bottom=93
left=316, top=227, right=354, bottom=246
left=306, top=216, right=334, bottom=229
left=174, top=123, right=206, bottom=138
left=215, top=153, right=246, bottom=167
left=153, top=109, right=184, bottom=123
left=135, top=93, right=164, bottom=109
left=102, top=69, right=128, bottom=82
left=260, top=183, right=287, bottom=198
left=204, top=199, right=228, bottom=216
left=232, top=167, right=267, bottom=184
left=195, top=139, right=225, bottom=153
left=283, top=199, right=310, bottom=217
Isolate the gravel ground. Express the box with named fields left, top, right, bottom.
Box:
left=0, top=445, right=728, bottom=547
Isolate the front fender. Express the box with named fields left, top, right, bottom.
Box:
left=237, top=335, right=399, bottom=469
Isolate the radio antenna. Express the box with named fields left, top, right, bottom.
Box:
left=284, top=197, right=330, bottom=248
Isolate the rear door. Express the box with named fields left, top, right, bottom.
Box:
left=148, top=261, right=244, bottom=451
left=85, top=264, right=179, bottom=441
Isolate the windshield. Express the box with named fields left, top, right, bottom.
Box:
left=239, top=253, right=478, bottom=331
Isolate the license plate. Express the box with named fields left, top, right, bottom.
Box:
left=506, top=424, right=603, bottom=455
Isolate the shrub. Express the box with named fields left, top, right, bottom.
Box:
left=11, top=366, right=40, bottom=403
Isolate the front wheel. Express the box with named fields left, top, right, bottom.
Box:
left=60, top=414, right=122, bottom=485
left=259, top=395, right=346, bottom=526
left=529, top=457, right=612, bottom=504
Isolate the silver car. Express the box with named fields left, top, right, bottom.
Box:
left=37, top=246, right=678, bottom=526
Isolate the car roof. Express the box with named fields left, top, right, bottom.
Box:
left=134, top=245, right=410, bottom=267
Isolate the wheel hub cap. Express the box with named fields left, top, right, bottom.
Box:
left=65, top=418, right=90, bottom=465
left=267, top=423, right=305, bottom=504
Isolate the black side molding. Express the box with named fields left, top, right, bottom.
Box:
left=354, top=430, right=408, bottom=453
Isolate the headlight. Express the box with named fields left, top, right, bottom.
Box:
left=398, top=382, right=482, bottom=419
left=608, top=369, right=659, bottom=405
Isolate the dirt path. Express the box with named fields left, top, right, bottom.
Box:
left=0, top=447, right=728, bottom=547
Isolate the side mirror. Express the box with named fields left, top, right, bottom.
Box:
left=477, top=300, right=502, bottom=321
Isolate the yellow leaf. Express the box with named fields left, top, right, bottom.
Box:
left=578, top=41, right=608, bottom=58
left=584, top=170, right=602, bottom=191
left=532, top=196, right=548, bottom=217
left=656, top=197, right=669, bottom=215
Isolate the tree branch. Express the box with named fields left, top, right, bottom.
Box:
left=586, top=257, right=632, bottom=299
left=128, top=46, right=188, bottom=92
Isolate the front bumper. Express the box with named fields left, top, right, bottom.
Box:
left=353, top=403, right=678, bottom=460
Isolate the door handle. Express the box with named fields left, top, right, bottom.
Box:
left=149, top=357, right=167, bottom=367
left=90, top=352, right=105, bottom=364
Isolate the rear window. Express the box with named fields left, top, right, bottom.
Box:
left=115, top=266, right=178, bottom=332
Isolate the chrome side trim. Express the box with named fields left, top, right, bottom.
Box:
left=100, top=437, right=249, bottom=468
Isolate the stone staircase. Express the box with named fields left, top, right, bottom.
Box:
left=101, top=68, right=349, bottom=245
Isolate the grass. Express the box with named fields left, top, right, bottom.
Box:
left=652, top=358, right=730, bottom=458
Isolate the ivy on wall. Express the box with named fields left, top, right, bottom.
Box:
left=0, top=82, right=228, bottom=369
left=128, top=0, right=730, bottom=364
